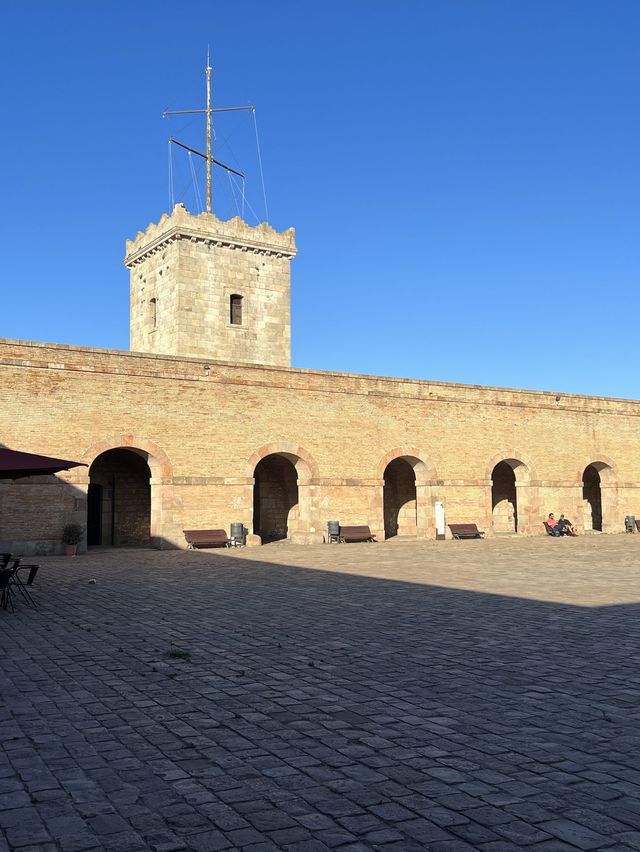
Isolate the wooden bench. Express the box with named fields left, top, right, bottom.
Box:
left=449, top=524, right=484, bottom=540
left=183, top=529, right=230, bottom=549
left=339, top=525, right=376, bottom=543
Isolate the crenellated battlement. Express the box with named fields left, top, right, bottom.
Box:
left=124, top=203, right=296, bottom=267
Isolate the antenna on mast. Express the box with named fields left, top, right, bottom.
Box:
left=163, top=52, right=255, bottom=215
left=205, top=48, right=212, bottom=212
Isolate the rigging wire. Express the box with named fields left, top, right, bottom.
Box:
left=212, top=130, right=247, bottom=219
left=229, top=171, right=261, bottom=224
left=252, top=108, right=269, bottom=221
left=192, top=156, right=205, bottom=214
left=168, top=139, right=175, bottom=209
left=220, top=164, right=237, bottom=216
left=211, top=127, right=241, bottom=167
left=170, top=143, right=194, bottom=208
left=188, top=151, right=203, bottom=213
left=227, top=169, right=241, bottom=216
left=194, top=156, right=206, bottom=213
left=174, top=114, right=201, bottom=137
left=171, top=148, right=206, bottom=214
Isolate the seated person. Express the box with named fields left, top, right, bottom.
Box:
left=546, top=513, right=561, bottom=536
left=557, top=514, right=577, bottom=536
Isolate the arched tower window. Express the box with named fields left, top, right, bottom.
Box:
left=230, top=294, right=243, bottom=325
left=149, top=297, right=157, bottom=330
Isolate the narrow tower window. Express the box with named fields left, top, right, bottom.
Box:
left=149, top=297, right=157, bottom=330
left=230, top=294, right=243, bottom=325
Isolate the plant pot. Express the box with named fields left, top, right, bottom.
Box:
left=64, top=544, right=77, bottom=556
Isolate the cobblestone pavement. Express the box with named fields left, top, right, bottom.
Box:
left=3, top=535, right=640, bottom=851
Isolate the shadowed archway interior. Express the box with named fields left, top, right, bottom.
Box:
left=383, top=457, right=417, bottom=539
left=491, top=460, right=518, bottom=533
left=253, top=454, right=299, bottom=543
left=87, top=449, right=151, bottom=546
left=583, top=464, right=603, bottom=531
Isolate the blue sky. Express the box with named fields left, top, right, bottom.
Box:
left=1, top=1, right=639, bottom=398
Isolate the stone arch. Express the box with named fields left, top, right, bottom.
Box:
left=377, top=448, right=436, bottom=539
left=575, top=456, right=617, bottom=484
left=247, top=443, right=320, bottom=543
left=377, top=447, right=436, bottom=485
left=486, top=452, right=535, bottom=535
left=77, top=434, right=174, bottom=484
left=71, top=435, right=176, bottom=549
left=246, top=442, right=318, bottom=485
left=580, top=458, right=617, bottom=533
left=485, top=451, right=535, bottom=484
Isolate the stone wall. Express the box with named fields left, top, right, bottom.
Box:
left=127, top=205, right=295, bottom=368
left=2, top=337, right=640, bottom=552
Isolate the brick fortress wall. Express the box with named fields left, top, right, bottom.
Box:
left=2, top=337, right=640, bottom=553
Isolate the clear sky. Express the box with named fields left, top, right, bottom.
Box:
left=1, top=1, right=639, bottom=398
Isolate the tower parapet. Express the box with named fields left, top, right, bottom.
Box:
left=125, top=203, right=296, bottom=367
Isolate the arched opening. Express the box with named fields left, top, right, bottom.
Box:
left=383, top=458, right=417, bottom=539
left=377, top=449, right=433, bottom=539
left=490, top=458, right=528, bottom=534
left=253, top=454, right=299, bottom=543
left=87, top=449, right=151, bottom=546
left=583, top=463, right=607, bottom=531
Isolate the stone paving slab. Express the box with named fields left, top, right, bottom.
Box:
left=2, top=535, right=640, bottom=850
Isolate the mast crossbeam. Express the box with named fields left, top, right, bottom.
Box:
left=169, top=138, right=245, bottom=179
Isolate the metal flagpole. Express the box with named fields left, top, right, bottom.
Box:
left=205, top=51, right=212, bottom=213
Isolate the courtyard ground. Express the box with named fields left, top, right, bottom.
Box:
left=3, top=536, right=640, bottom=851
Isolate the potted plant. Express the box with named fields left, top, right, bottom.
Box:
left=62, top=523, right=84, bottom=556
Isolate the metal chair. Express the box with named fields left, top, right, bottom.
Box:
left=5, top=559, right=38, bottom=609
left=3, top=552, right=40, bottom=585
left=0, top=569, right=14, bottom=611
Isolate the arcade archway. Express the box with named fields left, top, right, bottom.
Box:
left=87, top=448, right=151, bottom=546
left=253, top=454, right=300, bottom=543
left=582, top=461, right=614, bottom=532
left=383, top=457, right=418, bottom=539
left=488, top=456, right=532, bottom=534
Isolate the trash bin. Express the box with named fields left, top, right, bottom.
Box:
left=625, top=515, right=635, bottom=533
left=230, top=522, right=245, bottom=546
left=327, top=521, right=340, bottom=543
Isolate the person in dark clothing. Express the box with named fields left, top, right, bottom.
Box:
left=557, top=514, right=577, bottom=536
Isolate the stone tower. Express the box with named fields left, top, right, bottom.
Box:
left=124, top=203, right=297, bottom=367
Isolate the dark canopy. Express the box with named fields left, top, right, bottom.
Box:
left=0, top=447, right=87, bottom=480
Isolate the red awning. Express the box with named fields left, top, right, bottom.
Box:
left=0, top=447, right=87, bottom=480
